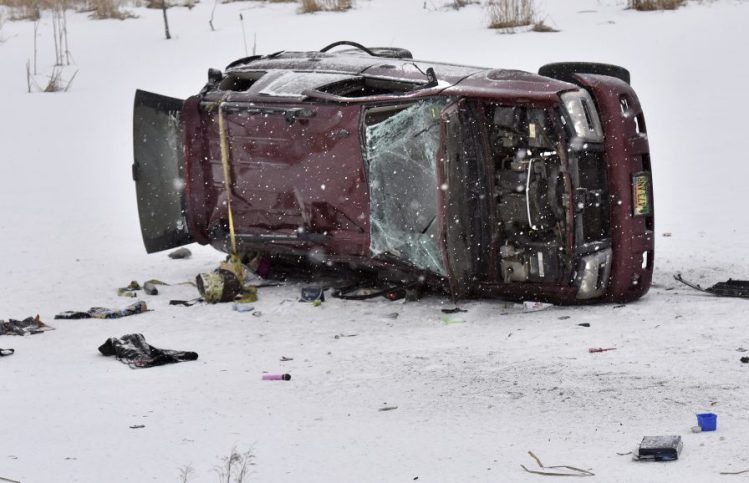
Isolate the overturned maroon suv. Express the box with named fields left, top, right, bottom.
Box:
left=133, top=41, right=654, bottom=304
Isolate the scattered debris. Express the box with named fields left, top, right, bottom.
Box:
left=741, top=357, right=749, bottom=364
left=441, top=307, right=467, bottom=314
left=196, top=270, right=244, bottom=303
left=129, top=424, right=146, bottom=429
left=520, top=450, right=594, bottom=477
left=378, top=406, right=398, bottom=412
left=119, top=280, right=167, bottom=297
left=0, top=476, right=22, bottom=483
left=558, top=316, right=571, bottom=320
left=0, top=348, right=15, bottom=357
left=169, top=298, right=202, bottom=307
left=117, top=280, right=141, bottom=297
left=634, top=435, right=682, bottom=462
left=280, top=356, right=293, bottom=362
left=616, top=451, right=633, bottom=456
left=384, top=312, right=399, bottom=319
left=674, top=273, right=749, bottom=298
left=98, top=333, right=198, bottom=369
left=300, top=286, right=325, bottom=303
left=691, top=426, right=702, bottom=433
left=697, top=412, right=717, bottom=431
left=0, top=315, right=55, bottom=336
left=578, top=323, right=591, bottom=328
left=232, top=303, right=255, bottom=313
left=262, top=373, right=291, bottom=381
left=589, top=347, right=616, bottom=353
left=168, top=247, right=192, bottom=259
left=442, top=316, right=465, bottom=326
left=737, top=348, right=747, bottom=353
left=523, top=301, right=552, bottom=313
left=662, top=232, right=672, bottom=237
left=613, top=304, right=626, bottom=309
left=720, top=469, right=749, bottom=475
left=55, top=301, right=148, bottom=320
left=334, top=334, right=357, bottom=339
left=143, top=280, right=163, bottom=295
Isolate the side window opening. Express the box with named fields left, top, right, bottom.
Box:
left=219, top=71, right=266, bottom=92
left=318, top=77, right=421, bottom=98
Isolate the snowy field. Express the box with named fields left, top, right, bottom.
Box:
left=2, top=0, right=749, bottom=481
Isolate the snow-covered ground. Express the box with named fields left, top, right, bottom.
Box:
left=2, top=0, right=749, bottom=481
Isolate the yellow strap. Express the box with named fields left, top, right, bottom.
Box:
left=217, top=102, right=245, bottom=287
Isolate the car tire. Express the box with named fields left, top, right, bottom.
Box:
left=367, top=47, right=413, bottom=59
left=538, top=62, right=630, bottom=85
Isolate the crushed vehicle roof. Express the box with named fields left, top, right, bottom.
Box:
left=222, top=50, right=576, bottom=101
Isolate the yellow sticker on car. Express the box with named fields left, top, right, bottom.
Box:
left=632, top=172, right=652, bottom=216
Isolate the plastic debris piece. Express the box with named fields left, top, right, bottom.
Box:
left=378, top=406, right=398, bottom=412
left=232, top=303, right=255, bottom=313
left=589, top=347, right=616, bottom=353
left=441, top=307, right=467, bottom=314
left=741, top=357, right=749, bottom=364
left=143, top=281, right=159, bottom=295
left=442, top=316, right=465, bottom=326
left=0, top=348, right=15, bottom=357
left=578, top=323, right=591, bottom=327
left=523, top=301, right=552, bottom=312
left=300, top=286, right=325, bottom=302
left=691, top=426, right=702, bottom=433
left=262, top=373, right=291, bottom=381
left=168, top=247, right=192, bottom=259
left=675, top=273, right=749, bottom=298
left=697, top=413, right=717, bottom=431
left=634, top=435, right=683, bottom=462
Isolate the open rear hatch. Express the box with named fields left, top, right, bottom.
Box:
left=132, top=89, right=193, bottom=253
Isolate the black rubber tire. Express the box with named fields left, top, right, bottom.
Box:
left=538, top=62, right=630, bottom=85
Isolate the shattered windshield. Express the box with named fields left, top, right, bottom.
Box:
left=363, top=98, right=448, bottom=275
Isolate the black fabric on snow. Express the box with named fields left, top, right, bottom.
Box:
left=98, top=333, right=198, bottom=369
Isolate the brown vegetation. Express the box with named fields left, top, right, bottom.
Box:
left=0, top=0, right=133, bottom=19
left=487, top=0, right=535, bottom=30
left=299, top=0, right=352, bottom=14
left=628, top=0, right=685, bottom=10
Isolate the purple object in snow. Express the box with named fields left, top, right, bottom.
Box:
left=262, top=373, right=291, bottom=381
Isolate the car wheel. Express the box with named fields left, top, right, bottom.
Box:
left=538, top=62, right=630, bottom=85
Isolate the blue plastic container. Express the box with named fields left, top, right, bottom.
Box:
left=697, top=413, right=717, bottom=431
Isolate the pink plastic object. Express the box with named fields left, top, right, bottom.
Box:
left=262, top=373, right=291, bottom=381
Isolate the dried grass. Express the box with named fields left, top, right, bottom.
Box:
left=628, top=0, right=685, bottom=10
left=299, top=0, right=351, bottom=13
left=531, top=19, right=558, bottom=32
left=0, top=0, right=133, bottom=18
left=487, top=0, right=535, bottom=29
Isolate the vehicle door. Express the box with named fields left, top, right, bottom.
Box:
left=132, top=90, right=193, bottom=253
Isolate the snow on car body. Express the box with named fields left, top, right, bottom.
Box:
left=133, top=42, right=654, bottom=304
